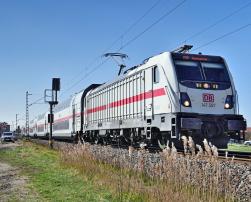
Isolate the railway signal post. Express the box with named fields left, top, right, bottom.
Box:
left=45, top=78, right=60, bottom=149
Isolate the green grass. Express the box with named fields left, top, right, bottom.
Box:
left=0, top=143, right=120, bottom=202
left=227, top=143, right=251, bottom=152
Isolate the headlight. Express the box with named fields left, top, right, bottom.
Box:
left=203, top=83, right=210, bottom=89
left=180, top=92, right=192, bottom=107
left=224, top=103, right=230, bottom=109
left=224, top=95, right=233, bottom=109
left=184, top=100, right=190, bottom=107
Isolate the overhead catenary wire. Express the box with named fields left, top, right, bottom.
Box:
left=59, top=57, right=110, bottom=97
left=104, top=0, right=163, bottom=52
left=62, top=0, right=162, bottom=93
left=29, top=96, right=44, bottom=106
left=119, top=0, right=187, bottom=51
left=31, top=59, right=109, bottom=121
left=25, top=2, right=250, bottom=124
left=192, top=23, right=251, bottom=51
left=60, top=0, right=186, bottom=97
left=180, top=0, right=251, bottom=45
left=31, top=0, right=187, bottom=120
left=24, top=96, right=47, bottom=124
left=62, top=6, right=250, bottom=100
left=32, top=2, right=248, bottom=110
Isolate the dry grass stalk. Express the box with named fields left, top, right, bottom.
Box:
left=181, top=136, right=188, bottom=154
left=162, top=140, right=170, bottom=157
left=128, top=146, right=134, bottom=158
left=58, top=137, right=237, bottom=202
left=211, top=145, right=218, bottom=157
left=188, top=136, right=195, bottom=156
left=231, top=156, right=235, bottom=162
left=196, top=144, right=203, bottom=157
left=170, top=142, right=177, bottom=159
left=203, top=138, right=212, bottom=156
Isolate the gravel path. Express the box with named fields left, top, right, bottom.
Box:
left=0, top=142, right=36, bottom=201
left=0, top=142, right=20, bottom=150
left=0, top=162, right=29, bottom=202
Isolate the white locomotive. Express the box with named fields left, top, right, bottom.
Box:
left=30, top=48, right=246, bottom=148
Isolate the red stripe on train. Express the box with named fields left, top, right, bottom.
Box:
left=43, top=87, right=166, bottom=123
left=87, top=87, right=166, bottom=114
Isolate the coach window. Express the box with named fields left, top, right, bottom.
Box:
left=153, top=66, right=159, bottom=83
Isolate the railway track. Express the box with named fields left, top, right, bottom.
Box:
left=28, top=138, right=251, bottom=164
left=218, top=150, right=251, bottom=158
left=217, top=150, right=251, bottom=163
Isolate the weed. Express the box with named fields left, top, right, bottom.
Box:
left=59, top=140, right=236, bottom=202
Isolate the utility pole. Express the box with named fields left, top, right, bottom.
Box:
left=15, top=113, right=18, bottom=132
left=25, top=91, right=32, bottom=137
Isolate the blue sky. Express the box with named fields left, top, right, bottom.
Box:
left=0, top=0, right=250, bottom=129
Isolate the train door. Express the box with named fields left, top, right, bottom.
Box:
left=72, top=97, right=76, bottom=134
left=44, top=119, right=47, bottom=136
left=144, top=67, right=154, bottom=119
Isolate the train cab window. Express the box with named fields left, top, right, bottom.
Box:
left=201, top=62, right=230, bottom=83
left=175, top=60, right=203, bottom=81
left=153, top=66, right=159, bottom=83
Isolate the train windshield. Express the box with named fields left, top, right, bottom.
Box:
left=201, top=62, right=230, bottom=82
left=175, top=61, right=203, bottom=81
left=174, top=60, right=230, bottom=83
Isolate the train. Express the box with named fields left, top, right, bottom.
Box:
left=29, top=47, right=247, bottom=148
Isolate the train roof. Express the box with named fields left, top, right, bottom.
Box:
left=91, top=52, right=170, bottom=93
left=37, top=112, right=46, bottom=121
left=90, top=51, right=227, bottom=94
left=54, top=98, right=72, bottom=113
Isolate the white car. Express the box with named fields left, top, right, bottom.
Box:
left=0, top=132, right=16, bottom=143
left=244, top=141, right=251, bottom=146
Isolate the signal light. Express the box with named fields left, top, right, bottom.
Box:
left=48, top=114, right=54, bottom=123
left=52, top=78, right=60, bottom=91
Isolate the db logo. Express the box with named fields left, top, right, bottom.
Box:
left=203, top=93, right=214, bottom=102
